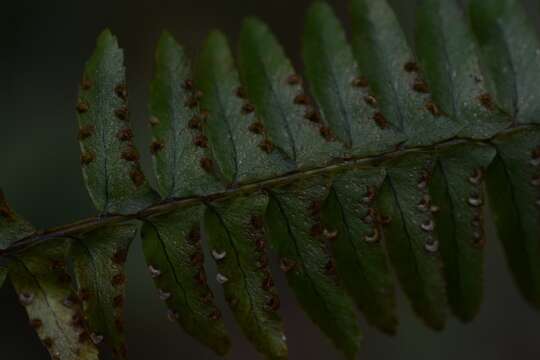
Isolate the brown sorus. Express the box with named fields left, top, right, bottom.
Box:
left=200, top=157, right=213, bottom=172
left=259, top=139, right=274, bottom=153
left=116, top=128, right=133, bottom=142
left=287, top=74, right=302, bottom=85
left=248, top=121, right=265, bottom=134
left=76, top=100, right=89, bottom=114
left=373, top=112, right=389, bottom=129
left=80, top=151, right=95, bottom=166
left=412, top=79, right=429, bottom=93
left=352, top=76, right=369, bottom=88
left=193, top=135, right=208, bottom=148
left=241, top=103, right=255, bottom=114
left=115, top=84, right=128, bottom=101
left=130, top=168, right=145, bottom=187
left=150, top=140, right=165, bottom=154
left=404, top=61, right=419, bottom=73
left=121, top=147, right=140, bottom=162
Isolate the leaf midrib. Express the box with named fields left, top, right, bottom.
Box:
left=4, top=124, right=538, bottom=255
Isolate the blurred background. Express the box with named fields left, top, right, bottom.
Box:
left=2, top=0, right=540, bottom=359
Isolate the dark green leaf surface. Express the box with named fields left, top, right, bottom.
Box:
left=70, top=225, right=137, bottom=359
left=322, top=167, right=397, bottom=334
left=266, top=177, right=361, bottom=359
left=204, top=193, right=287, bottom=359
left=77, top=30, right=157, bottom=214
left=238, top=18, right=344, bottom=169
left=9, top=240, right=99, bottom=360
left=0, top=190, right=34, bottom=250
left=350, top=0, right=461, bottom=146
left=303, top=2, right=404, bottom=156
left=415, top=0, right=510, bottom=139
left=195, top=31, right=292, bottom=185
left=141, top=206, right=230, bottom=355
left=470, top=0, right=540, bottom=125
left=150, top=32, right=223, bottom=198
left=430, top=143, right=496, bottom=321
left=486, top=128, right=540, bottom=308
left=377, top=152, right=447, bottom=329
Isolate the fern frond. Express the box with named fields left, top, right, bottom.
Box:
left=1, top=0, right=539, bottom=359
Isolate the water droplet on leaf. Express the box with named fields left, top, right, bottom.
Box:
left=158, top=289, right=171, bottom=301
left=211, top=250, right=227, bottom=261
left=216, top=273, right=229, bottom=285
left=424, top=239, right=439, bottom=253
left=19, top=292, right=34, bottom=306
left=421, top=220, right=435, bottom=232
left=148, top=265, right=161, bottom=279
left=90, top=333, right=104, bottom=345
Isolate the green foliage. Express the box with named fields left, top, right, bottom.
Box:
left=69, top=225, right=137, bottom=358
left=141, top=206, right=231, bottom=355
left=205, top=193, right=287, bottom=359
left=9, top=240, right=99, bottom=360
left=77, top=30, right=158, bottom=214
left=1, top=0, right=539, bottom=359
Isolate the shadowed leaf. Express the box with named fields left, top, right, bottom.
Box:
left=77, top=30, right=158, bottom=214
left=141, top=206, right=231, bottom=355
left=69, top=224, right=138, bottom=359
left=205, top=193, right=287, bottom=359
left=9, top=240, right=99, bottom=360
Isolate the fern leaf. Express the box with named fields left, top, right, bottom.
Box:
left=238, top=18, right=343, bottom=169
left=204, top=193, right=287, bottom=359
left=415, top=0, right=510, bottom=138
left=322, top=167, right=397, bottom=334
left=2, top=1, right=540, bottom=358
left=486, top=128, right=540, bottom=308
left=149, top=32, right=223, bottom=198
left=470, top=0, right=540, bottom=124
left=9, top=240, right=99, bottom=360
left=69, top=224, right=137, bottom=358
left=302, top=1, right=404, bottom=156
left=350, top=0, right=462, bottom=146
left=265, top=177, right=361, bottom=360
left=377, top=152, right=448, bottom=329
left=0, top=190, right=35, bottom=250
left=430, top=143, right=496, bottom=321
left=194, top=31, right=292, bottom=185
left=140, top=206, right=231, bottom=355
left=77, top=30, right=157, bottom=214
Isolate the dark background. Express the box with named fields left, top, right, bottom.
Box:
left=2, top=0, right=540, bottom=359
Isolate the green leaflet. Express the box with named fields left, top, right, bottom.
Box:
left=350, top=0, right=461, bottom=146
left=195, top=31, right=292, bottom=185
left=9, top=240, right=99, bottom=360
left=150, top=32, right=223, bottom=198
left=69, top=224, right=137, bottom=359
left=322, top=167, right=397, bottom=334
left=0, top=190, right=34, bottom=250
left=204, top=193, right=287, bottom=359
left=266, top=177, right=361, bottom=360
left=377, top=152, right=447, bottom=329
left=486, top=128, right=540, bottom=308
left=430, top=143, right=496, bottom=321
left=303, top=2, right=405, bottom=156
left=140, top=205, right=230, bottom=355
left=77, top=30, right=157, bottom=214
left=470, top=0, right=540, bottom=125
left=415, top=0, right=510, bottom=139
left=238, top=18, right=344, bottom=169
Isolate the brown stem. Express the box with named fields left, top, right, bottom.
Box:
left=1, top=125, right=534, bottom=256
